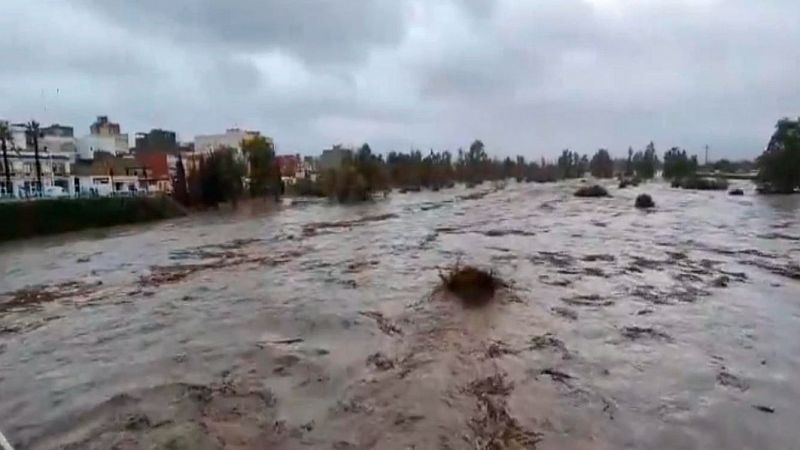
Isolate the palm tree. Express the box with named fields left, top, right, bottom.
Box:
left=25, top=120, right=42, bottom=196
left=0, top=122, right=13, bottom=197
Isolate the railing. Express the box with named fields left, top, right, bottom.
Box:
left=1, top=189, right=166, bottom=202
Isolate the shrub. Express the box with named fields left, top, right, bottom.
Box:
left=728, top=189, right=744, bottom=196
left=635, top=194, right=655, bottom=208
left=439, top=264, right=504, bottom=308
left=574, top=185, right=610, bottom=197
left=0, top=196, right=186, bottom=242
left=673, top=177, right=728, bottom=190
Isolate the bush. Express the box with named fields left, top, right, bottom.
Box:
left=439, top=264, right=504, bottom=308
left=574, top=185, right=610, bottom=197
left=286, top=178, right=325, bottom=197
left=0, top=196, right=186, bottom=242
left=728, top=189, right=744, bottom=196
left=618, top=177, right=641, bottom=188
left=673, top=177, right=729, bottom=190
left=635, top=194, right=655, bottom=208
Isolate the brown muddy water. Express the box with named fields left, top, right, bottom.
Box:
left=1, top=181, right=799, bottom=449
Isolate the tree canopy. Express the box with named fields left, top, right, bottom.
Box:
left=589, top=149, right=614, bottom=178
left=757, top=117, right=800, bottom=193
left=243, top=136, right=279, bottom=198
left=662, top=147, right=698, bottom=179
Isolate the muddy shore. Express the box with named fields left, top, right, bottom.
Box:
left=1, top=181, right=799, bottom=449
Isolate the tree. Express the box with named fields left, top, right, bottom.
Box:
left=757, top=117, right=800, bottom=193
left=557, top=149, right=584, bottom=179
left=662, top=147, right=698, bottom=179
left=633, top=142, right=659, bottom=179
left=173, top=153, right=189, bottom=205
left=625, top=147, right=634, bottom=176
left=466, top=140, right=488, bottom=183
left=196, top=147, right=246, bottom=207
left=578, top=154, right=589, bottom=177
left=25, top=120, right=42, bottom=195
left=589, top=149, right=614, bottom=178
left=0, top=122, right=12, bottom=197
left=243, top=136, right=277, bottom=198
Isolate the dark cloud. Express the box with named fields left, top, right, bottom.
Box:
left=1, top=0, right=798, bottom=158
left=73, top=0, right=409, bottom=65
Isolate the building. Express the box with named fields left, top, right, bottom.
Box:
left=276, top=154, right=300, bottom=177
left=319, top=145, right=353, bottom=171
left=194, top=128, right=267, bottom=156
left=0, top=149, right=73, bottom=197
left=274, top=153, right=317, bottom=183
left=135, top=151, right=176, bottom=193
left=1, top=121, right=30, bottom=151
left=71, top=152, right=146, bottom=196
left=78, top=115, right=129, bottom=159
left=77, top=135, right=129, bottom=160
left=90, top=116, right=121, bottom=136
left=135, top=129, right=178, bottom=154
left=40, top=124, right=77, bottom=154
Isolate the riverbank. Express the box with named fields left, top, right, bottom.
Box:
left=0, top=196, right=186, bottom=242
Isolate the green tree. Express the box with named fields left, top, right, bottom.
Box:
left=589, top=149, right=614, bottom=178
left=199, top=147, right=245, bottom=207
left=557, top=149, right=584, bottom=179
left=578, top=154, right=589, bottom=177
left=757, top=117, right=800, bottom=193
left=466, top=140, right=488, bottom=183
left=243, top=136, right=277, bottom=198
left=172, top=153, right=189, bottom=205
left=25, top=120, right=43, bottom=195
left=662, top=147, right=698, bottom=179
left=0, top=122, right=13, bottom=197
left=625, top=147, right=634, bottom=176
left=633, top=142, right=659, bottom=179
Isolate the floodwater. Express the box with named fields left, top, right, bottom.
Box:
left=1, top=181, right=799, bottom=449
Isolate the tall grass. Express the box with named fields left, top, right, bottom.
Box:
left=0, top=196, right=186, bottom=242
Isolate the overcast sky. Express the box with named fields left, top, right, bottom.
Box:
left=1, top=0, right=798, bottom=159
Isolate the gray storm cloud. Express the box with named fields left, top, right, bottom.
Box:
left=1, top=0, right=798, bottom=159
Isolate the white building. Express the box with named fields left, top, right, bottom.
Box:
left=194, top=128, right=267, bottom=156
left=0, top=150, right=74, bottom=197
left=77, top=135, right=129, bottom=160
left=71, top=153, right=146, bottom=196
left=76, top=115, right=130, bottom=159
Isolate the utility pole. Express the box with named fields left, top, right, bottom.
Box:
left=704, top=145, right=710, bottom=167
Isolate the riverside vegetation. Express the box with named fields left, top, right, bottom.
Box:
left=1, top=118, right=796, bottom=242
left=168, top=117, right=798, bottom=207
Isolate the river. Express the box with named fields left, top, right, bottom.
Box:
left=1, top=181, right=799, bottom=449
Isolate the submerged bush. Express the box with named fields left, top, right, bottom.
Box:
left=673, top=177, right=729, bottom=190
left=618, top=177, right=641, bottom=188
left=635, top=194, right=655, bottom=209
left=439, top=264, right=505, bottom=308
left=574, top=185, right=610, bottom=197
left=728, top=188, right=745, bottom=196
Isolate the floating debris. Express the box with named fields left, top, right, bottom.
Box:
left=621, top=326, right=672, bottom=341
left=359, top=311, right=403, bottom=336
left=561, top=294, right=614, bottom=307
left=717, top=371, right=749, bottom=392
left=366, top=352, right=395, bottom=371
left=439, top=264, right=506, bottom=308
left=574, top=185, right=610, bottom=198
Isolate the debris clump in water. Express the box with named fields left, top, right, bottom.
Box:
left=439, top=264, right=505, bottom=308
left=635, top=194, right=655, bottom=209
left=574, top=185, right=610, bottom=198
